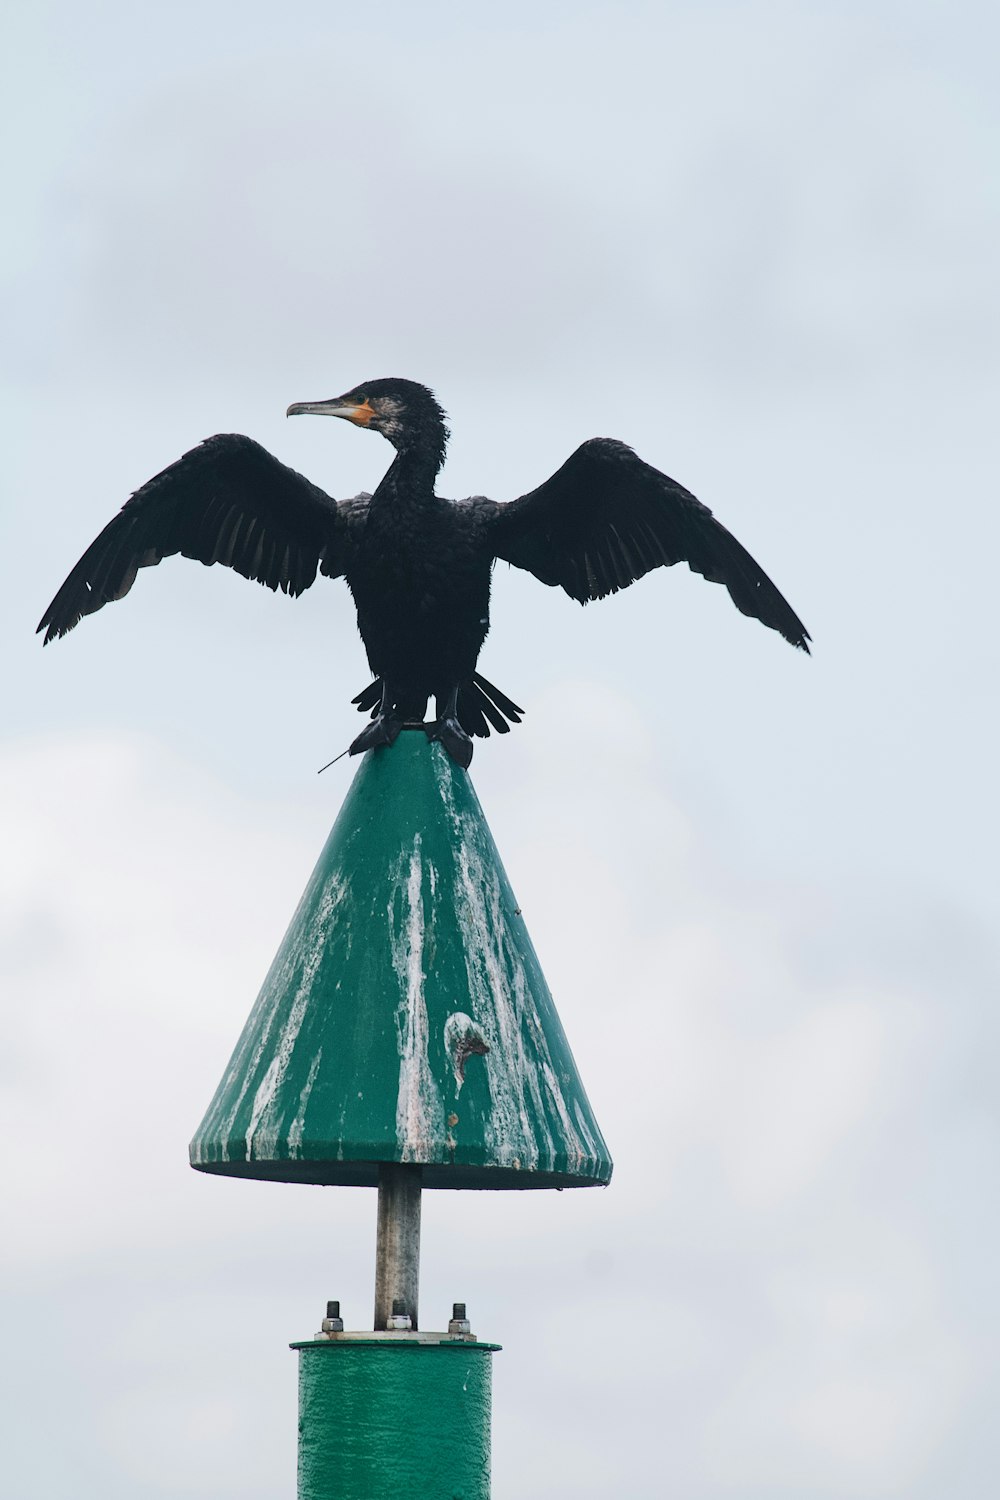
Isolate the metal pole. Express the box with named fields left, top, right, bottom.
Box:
left=374, top=1162, right=422, bottom=1330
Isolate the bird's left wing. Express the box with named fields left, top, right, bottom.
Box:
left=37, top=433, right=369, bottom=643
left=490, top=437, right=810, bottom=650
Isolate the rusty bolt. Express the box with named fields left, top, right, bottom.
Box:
left=448, top=1301, right=472, bottom=1336
left=321, top=1298, right=344, bottom=1335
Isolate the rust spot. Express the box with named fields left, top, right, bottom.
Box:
left=447, top=1112, right=459, bottom=1128
left=456, top=1035, right=488, bottom=1080
left=444, top=1012, right=490, bottom=1089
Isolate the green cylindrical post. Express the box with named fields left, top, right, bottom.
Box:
left=293, top=1336, right=499, bottom=1499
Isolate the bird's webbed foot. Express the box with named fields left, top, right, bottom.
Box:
left=425, top=685, right=473, bottom=768
left=425, top=715, right=473, bottom=769
left=349, top=712, right=403, bottom=757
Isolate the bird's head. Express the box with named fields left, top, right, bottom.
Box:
left=287, top=378, right=449, bottom=458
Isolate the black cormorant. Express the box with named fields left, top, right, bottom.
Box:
left=38, top=377, right=810, bottom=766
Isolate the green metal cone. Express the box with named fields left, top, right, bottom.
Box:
left=190, top=733, right=612, bottom=1189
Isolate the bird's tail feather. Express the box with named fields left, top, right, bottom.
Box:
left=467, top=672, right=524, bottom=733
left=351, top=673, right=524, bottom=739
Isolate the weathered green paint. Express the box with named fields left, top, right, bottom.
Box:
left=294, top=1339, right=496, bottom=1499
left=190, top=732, right=612, bottom=1189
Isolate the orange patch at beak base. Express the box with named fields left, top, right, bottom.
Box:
left=348, top=400, right=376, bottom=427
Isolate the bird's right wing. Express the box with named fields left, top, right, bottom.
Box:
left=37, top=433, right=370, bottom=643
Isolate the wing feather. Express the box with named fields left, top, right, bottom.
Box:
left=491, top=437, right=810, bottom=650
left=38, top=433, right=369, bottom=643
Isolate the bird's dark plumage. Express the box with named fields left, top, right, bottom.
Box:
left=38, top=377, right=809, bottom=765
left=36, top=435, right=367, bottom=640
left=492, top=438, right=810, bottom=650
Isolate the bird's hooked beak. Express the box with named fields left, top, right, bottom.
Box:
left=286, top=396, right=376, bottom=427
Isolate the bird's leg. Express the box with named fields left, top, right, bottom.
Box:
left=425, top=683, right=473, bottom=769
left=349, top=679, right=403, bottom=757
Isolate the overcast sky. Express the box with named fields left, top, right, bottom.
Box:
left=3, top=3, right=999, bottom=1497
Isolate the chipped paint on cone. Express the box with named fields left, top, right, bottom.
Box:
left=190, top=732, right=612, bottom=1190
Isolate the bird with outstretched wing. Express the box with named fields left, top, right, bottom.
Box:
left=39, top=377, right=809, bottom=766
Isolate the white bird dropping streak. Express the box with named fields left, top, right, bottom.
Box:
left=390, top=835, right=441, bottom=1159
left=287, top=1048, right=323, bottom=1158
left=242, top=875, right=347, bottom=1161
left=431, top=754, right=589, bottom=1174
